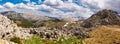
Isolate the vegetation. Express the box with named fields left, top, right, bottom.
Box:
left=85, top=26, right=120, bottom=44
left=9, top=35, right=83, bottom=44
left=10, top=37, right=22, bottom=44
left=40, top=20, right=83, bottom=28
left=10, top=18, right=34, bottom=28
left=23, top=36, right=83, bottom=44
left=42, top=20, right=66, bottom=27
left=9, top=18, right=83, bottom=28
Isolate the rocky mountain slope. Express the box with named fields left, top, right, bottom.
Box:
left=0, top=11, right=53, bottom=27
left=82, top=9, right=120, bottom=28
left=0, top=14, right=31, bottom=44
left=0, top=11, right=51, bottom=21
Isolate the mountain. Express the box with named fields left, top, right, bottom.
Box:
left=0, top=11, right=53, bottom=27
left=60, top=15, right=85, bottom=22
left=0, top=11, right=85, bottom=27
left=81, top=9, right=120, bottom=28
left=0, top=11, right=51, bottom=22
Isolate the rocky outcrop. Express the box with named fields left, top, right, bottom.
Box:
left=0, top=14, right=31, bottom=44
left=22, top=26, right=89, bottom=40
left=0, top=12, right=89, bottom=41
left=82, top=9, right=120, bottom=28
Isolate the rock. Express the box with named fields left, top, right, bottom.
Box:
left=0, top=39, right=4, bottom=44
left=22, top=26, right=88, bottom=40
left=0, top=14, right=31, bottom=40
left=0, top=39, right=17, bottom=44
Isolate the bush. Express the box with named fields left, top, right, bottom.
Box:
left=10, top=37, right=22, bottom=44
left=23, top=36, right=83, bottom=44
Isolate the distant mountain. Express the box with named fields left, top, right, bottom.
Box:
left=0, top=11, right=51, bottom=22
left=0, top=11, right=86, bottom=27
left=81, top=9, right=120, bottom=28
left=60, top=15, right=85, bottom=22
left=0, top=11, right=52, bottom=27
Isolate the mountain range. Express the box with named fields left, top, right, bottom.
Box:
left=0, top=9, right=120, bottom=44
left=0, top=11, right=85, bottom=27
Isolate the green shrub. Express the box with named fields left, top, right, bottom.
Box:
left=10, top=37, right=22, bottom=44
left=24, top=36, right=44, bottom=44
left=23, top=36, right=83, bottom=44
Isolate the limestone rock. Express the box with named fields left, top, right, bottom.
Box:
left=0, top=14, right=31, bottom=40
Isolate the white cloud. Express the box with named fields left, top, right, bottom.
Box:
left=44, top=0, right=63, bottom=7
left=15, top=3, right=36, bottom=10
left=80, top=0, right=120, bottom=13
left=3, top=2, right=15, bottom=8
left=57, top=3, right=80, bottom=12
left=0, top=0, right=94, bottom=20
left=38, top=4, right=55, bottom=13
left=0, top=5, right=4, bottom=9
left=1, top=0, right=120, bottom=20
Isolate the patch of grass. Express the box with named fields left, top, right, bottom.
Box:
left=42, top=20, right=66, bottom=27
left=10, top=37, right=22, bottom=44
left=24, top=36, right=43, bottom=44
left=10, top=18, right=83, bottom=28
left=10, top=18, right=34, bottom=28
left=54, top=36, right=83, bottom=44
left=23, top=36, right=83, bottom=44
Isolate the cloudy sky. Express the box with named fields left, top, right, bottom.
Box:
left=0, top=0, right=119, bottom=18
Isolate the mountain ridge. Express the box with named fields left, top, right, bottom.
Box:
left=81, top=9, right=120, bottom=28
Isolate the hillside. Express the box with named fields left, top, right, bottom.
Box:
left=85, top=25, right=120, bottom=44
left=81, top=9, right=120, bottom=28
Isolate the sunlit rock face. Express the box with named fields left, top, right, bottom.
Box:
left=0, top=14, right=31, bottom=40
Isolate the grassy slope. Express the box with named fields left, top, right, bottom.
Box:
left=85, top=25, right=120, bottom=44
left=10, top=18, right=83, bottom=28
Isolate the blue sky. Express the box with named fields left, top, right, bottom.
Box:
left=0, top=0, right=119, bottom=19
left=0, top=0, right=45, bottom=5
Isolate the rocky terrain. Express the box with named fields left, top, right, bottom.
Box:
left=0, top=14, right=31, bottom=44
left=0, top=9, right=120, bottom=44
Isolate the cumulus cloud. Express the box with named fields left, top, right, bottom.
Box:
left=1, top=0, right=120, bottom=20
left=0, top=0, right=94, bottom=20
left=0, top=5, right=4, bottom=9
left=3, top=2, right=15, bottom=8
left=57, top=3, right=80, bottom=12
left=44, top=0, right=63, bottom=7
left=80, top=0, right=120, bottom=13
left=38, top=4, right=55, bottom=13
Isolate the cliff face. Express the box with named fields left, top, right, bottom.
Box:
left=82, top=9, right=120, bottom=28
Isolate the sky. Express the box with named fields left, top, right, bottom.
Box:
left=0, top=0, right=119, bottom=19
